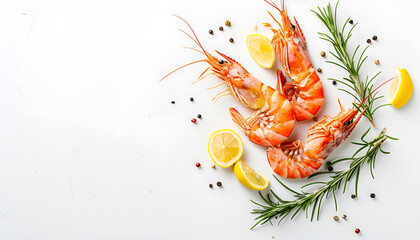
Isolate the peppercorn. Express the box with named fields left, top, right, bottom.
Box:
left=342, top=214, right=347, bottom=220
left=351, top=194, right=356, bottom=199
left=216, top=181, right=222, bottom=187
left=313, top=117, right=318, bottom=122
left=370, top=193, right=376, bottom=198
left=209, top=29, right=213, bottom=35
left=349, top=19, right=353, bottom=24
left=219, top=59, right=224, bottom=64
left=317, top=68, right=322, bottom=73
left=333, top=216, right=339, bottom=221
left=291, top=24, right=295, bottom=29
left=327, top=166, right=333, bottom=171
left=372, top=35, right=377, bottom=40
left=197, top=114, right=202, bottom=119
left=320, top=51, right=326, bottom=57
left=374, top=59, right=380, bottom=65
left=209, top=183, right=213, bottom=188
left=171, top=100, right=175, bottom=104
left=211, top=164, right=216, bottom=169
left=326, top=161, right=331, bottom=166
left=191, top=118, right=197, bottom=123
left=229, top=38, right=234, bottom=43
left=355, top=228, right=361, bottom=234
left=225, top=20, right=231, bottom=27
left=367, top=39, right=371, bottom=44
left=195, top=162, right=201, bottom=168
left=332, top=80, right=337, bottom=85
left=219, top=26, right=223, bottom=31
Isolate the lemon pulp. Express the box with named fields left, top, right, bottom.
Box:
left=247, top=34, right=275, bottom=68
left=208, top=129, right=243, bottom=168
left=388, top=67, right=413, bottom=109
left=234, top=160, right=269, bottom=190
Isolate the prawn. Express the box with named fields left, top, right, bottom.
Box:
left=263, top=0, right=324, bottom=122
left=161, top=15, right=295, bottom=147
left=266, top=79, right=394, bottom=179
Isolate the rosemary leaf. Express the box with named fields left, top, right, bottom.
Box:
left=250, top=128, right=396, bottom=229
left=312, top=1, right=385, bottom=125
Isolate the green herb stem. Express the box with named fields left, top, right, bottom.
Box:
left=250, top=128, right=396, bottom=229
left=312, top=1, right=388, bottom=126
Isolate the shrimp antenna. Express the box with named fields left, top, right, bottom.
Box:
left=345, top=76, right=394, bottom=138
left=160, top=15, right=210, bottom=82
left=172, top=14, right=210, bottom=59
left=160, top=60, right=205, bottom=82
left=264, top=0, right=281, bottom=13
left=357, top=77, right=394, bottom=108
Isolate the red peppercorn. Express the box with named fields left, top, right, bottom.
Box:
left=195, top=162, right=201, bottom=168
left=191, top=118, right=197, bottom=123
left=355, top=228, right=361, bottom=234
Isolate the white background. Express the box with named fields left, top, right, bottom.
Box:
left=1, top=0, right=419, bottom=239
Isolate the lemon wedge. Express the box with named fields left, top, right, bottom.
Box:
left=247, top=34, right=275, bottom=68
left=234, top=160, right=269, bottom=190
left=208, top=129, right=243, bottom=168
left=388, top=67, right=413, bottom=109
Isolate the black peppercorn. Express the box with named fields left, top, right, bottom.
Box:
left=317, top=68, right=322, bottom=73
left=327, top=166, right=333, bottom=171
left=367, top=39, right=371, bottom=44
left=190, top=97, right=194, bottom=102
left=209, top=29, right=213, bottom=35
left=370, top=193, right=376, bottom=198
left=209, top=184, right=213, bottom=188
left=219, top=59, right=224, bottom=64
left=351, top=194, right=356, bottom=199
left=229, top=38, right=234, bottom=43
left=332, top=80, right=337, bottom=85
left=372, top=35, right=377, bottom=40
left=219, top=26, right=223, bottom=31
left=349, top=19, right=353, bottom=24
left=216, top=181, right=222, bottom=187
left=171, top=101, right=175, bottom=104
left=197, top=114, right=202, bottom=119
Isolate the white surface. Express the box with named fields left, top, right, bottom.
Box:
left=1, top=0, right=419, bottom=239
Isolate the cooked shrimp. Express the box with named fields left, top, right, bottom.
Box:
left=263, top=0, right=324, bottom=122
left=267, top=104, right=359, bottom=178
left=266, top=77, right=394, bottom=178
left=161, top=15, right=295, bottom=147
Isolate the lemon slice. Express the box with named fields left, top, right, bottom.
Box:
left=234, top=160, right=269, bottom=190
left=388, top=67, right=413, bottom=109
left=247, top=34, right=275, bottom=68
left=208, top=129, right=244, bottom=168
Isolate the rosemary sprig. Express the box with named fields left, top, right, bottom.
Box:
left=250, top=128, right=397, bottom=229
left=312, top=2, right=388, bottom=126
